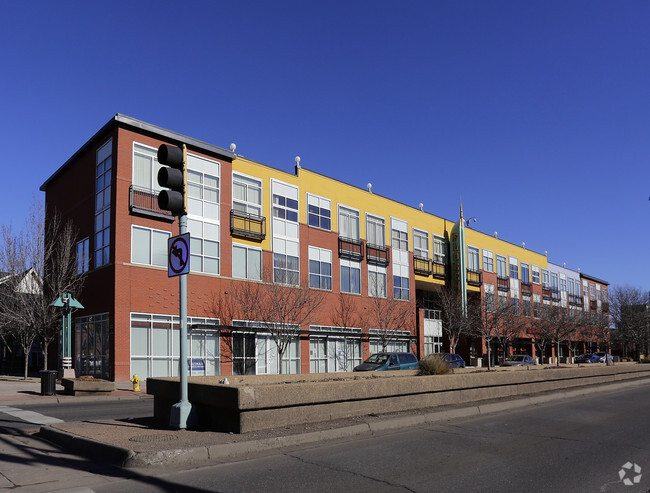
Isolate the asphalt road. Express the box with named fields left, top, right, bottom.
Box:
left=80, top=380, right=650, bottom=493
left=0, top=398, right=153, bottom=433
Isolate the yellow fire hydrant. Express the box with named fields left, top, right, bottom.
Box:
left=131, top=374, right=141, bottom=392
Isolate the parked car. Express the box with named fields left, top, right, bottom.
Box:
left=353, top=352, right=419, bottom=372
left=501, top=355, right=537, bottom=366
left=574, top=353, right=593, bottom=363
left=589, top=352, right=613, bottom=363
left=440, top=353, right=466, bottom=368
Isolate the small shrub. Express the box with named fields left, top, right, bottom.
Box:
left=418, top=354, right=452, bottom=375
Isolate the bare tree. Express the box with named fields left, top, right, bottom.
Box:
left=544, top=305, right=577, bottom=366
left=436, top=288, right=474, bottom=355
left=330, top=292, right=361, bottom=332
left=471, top=292, right=509, bottom=370
left=209, top=278, right=325, bottom=374
left=362, top=274, right=415, bottom=352
left=609, top=285, right=650, bottom=360
left=0, top=200, right=85, bottom=378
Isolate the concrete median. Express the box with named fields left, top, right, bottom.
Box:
left=147, top=364, right=650, bottom=433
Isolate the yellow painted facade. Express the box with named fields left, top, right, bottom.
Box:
left=231, top=155, right=549, bottom=289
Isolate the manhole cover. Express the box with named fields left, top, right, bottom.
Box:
left=129, top=434, right=178, bottom=443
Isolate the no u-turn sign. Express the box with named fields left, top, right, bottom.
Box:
left=168, top=233, right=190, bottom=277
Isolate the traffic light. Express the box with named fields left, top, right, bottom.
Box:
left=157, top=144, right=186, bottom=215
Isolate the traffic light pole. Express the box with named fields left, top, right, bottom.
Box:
left=170, top=212, right=192, bottom=429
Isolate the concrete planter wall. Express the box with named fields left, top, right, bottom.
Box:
left=147, top=365, right=650, bottom=433
left=62, top=378, right=115, bottom=396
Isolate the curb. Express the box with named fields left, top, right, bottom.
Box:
left=4, top=392, right=152, bottom=407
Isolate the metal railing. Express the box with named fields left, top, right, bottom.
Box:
left=230, top=209, right=266, bottom=240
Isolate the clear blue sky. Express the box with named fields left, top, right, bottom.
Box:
left=1, top=1, right=648, bottom=290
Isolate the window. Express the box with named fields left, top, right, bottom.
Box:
left=366, top=215, right=386, bottom=247
left=568, top=278, right=575, bottom=295
left=273, top=253, right=299, bottom=285
left=338, top=206, right=359, bottom=240
left=391, top=227, right=408, bottom=251
left=498, top=291, right=509, bottom=311
left=482, top=249, right=494, bottom=272
left=307, top=194, right=331, bottom=230
left=340, top=259, right=361, bottom=294
left=467, top=246, right=480, bottom=272
left=233, top=244, right=262, bottom=280
left=76, top=237, right=89, bottom=274
left=133, top=144, right=161, bottom=191
left=368, top=264, right=387, bottom=298
left=433, top=235, right=446, bottom=264
left=308, top=247, right=332, bottom=290
left=94, top=139, right=112, bottom=268
left=131, top=226, right=170, bottom=267
left=413, top=229, right=428, bottom=259
left=393, top=275, right=409, bottom=300
left=484, top=283, right=495, bottom=312
left=560, top=275, right=567, bottom=292
left=309, top=328, right=362, bottom=373
left=532, top=265, right=540, bottom=284
left=497, top=255, right=507, bottom=278
left=589, top=284, right=596, bottom=301
left=521, top=263, right=530, bottom=284
left=522, top=295, right=531, bottom=317
left=233, top=173, right=262, bottom=216
left=542, top=269, right=550, bottom=287
left=509, top=257, right=518, bottom=280
left=130, top=314, right=219, bottom=380
left=533, top=294, right=541, bottom=318
left=602, top=286, right=607, bottom=302
left=273, top=194, right=298, bottom=222
left=187, top=158, right=220, bottom=222
left=511, top=290, right=520, bottom=316
left=188, top=219, right=220, bottom=274
left=551, top=273, right=559, bottom=290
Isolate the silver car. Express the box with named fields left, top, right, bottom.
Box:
left=502, top=355, right=537, bottom=366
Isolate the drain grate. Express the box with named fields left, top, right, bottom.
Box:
left=129, top=434, right=178, bottom=443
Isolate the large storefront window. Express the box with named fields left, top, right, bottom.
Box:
left=232, top=320, right=300, bottom=375
left=130, top=313, right=219, bottom=380
left=75, top=314, right=111, bottom=379
left=309, top=327, right=362, bottom=373
left=369, top=329, right=411, bottom=354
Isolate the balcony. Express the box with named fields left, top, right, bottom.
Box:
left=338, top=236, right=364, bottom=261
left=542, top=285, right=552, bottom=300
left=497, top=275, right=510, bottom=292
left=413, top=256, right=432, bottom=276
left=129, top=186, right=174, bottom=221
left=230, top=209, right=266, bottom=240
left=366, top=243, right=390, bottom=266
left=551, top=289, right=561, bottom=302
left=590, top=299, right=598, bottom=311
left=569, top=294, right=583, bottom=306
left=432, top=261, right=446, bottom=279
left=602, top=302, right=609, bottom=312
left=521, top=281, right=532, bottom=296
left=466, top=269, right=482, bottom=287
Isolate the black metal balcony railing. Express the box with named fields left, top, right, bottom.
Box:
left=602, top=302, right=609, bottom=312
left=413, top=256, right=432, bottom=276
left=542, top=285, right=552, bottom=300
left=466, top=269, right=482, bottom=287
left=338, top=236, right=364, bottom=261
left=432, top=261, right=446, bottom=279
left=590, top=299, right=598, bottom=311
left=569, top=294, right=583, bottom=306
left=366, top=243, right=389, bottom=266
left=497, top=275, right=510, bottom=292
left=230, top=209, right=266, bottom=240
left=521, top=281, right=532, bottom=296
left=129, top=185, right=174, bottom=220
left=551, top=288, right=561, bottom=302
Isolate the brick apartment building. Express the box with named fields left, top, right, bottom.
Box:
left=40, top=114, right=610, bottom=381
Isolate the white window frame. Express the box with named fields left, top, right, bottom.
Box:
left=338, top=204, right=360, bottom=240
left=340, top=258, right=361, bottom=294
left=482, top=249, right=494, bottom=272
left=232, top=243, right=262, bottom=280
left=131, top=225, right=171, bottom=267
left=307, top=193, right=331, bottom=231
left=132, top=142, right=162, bottom=192
left=413, top=228, right=429, bottom=259
left=366, top=213, right=386, bottom=247
left=368, top=264, right=387, bottom=298
left=232, top=172, right=263, bottom=216
left=532, top=265, right=540, bottom=284
left=467, top=245, right=480, bottom=272
left=308, top=246, right=332, bottom=290
left=433, top=235, right=446, bottom=265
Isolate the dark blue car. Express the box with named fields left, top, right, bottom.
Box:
left=441, top=353, right=466, bottom=368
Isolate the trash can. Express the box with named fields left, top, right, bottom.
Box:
left=40, top=370, right=58, bottom=396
